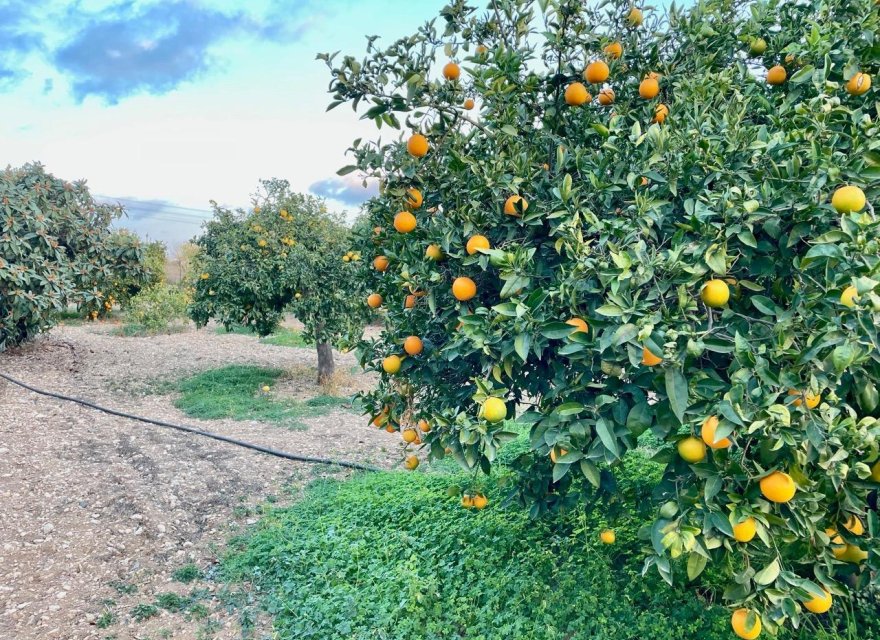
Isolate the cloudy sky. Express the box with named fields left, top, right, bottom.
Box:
left=1, top=0, right=442, bottom=247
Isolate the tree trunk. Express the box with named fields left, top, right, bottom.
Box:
left=316, top=341, right=335, bottom=385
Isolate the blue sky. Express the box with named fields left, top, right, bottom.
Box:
left=1, top=0, right=443, bottom=247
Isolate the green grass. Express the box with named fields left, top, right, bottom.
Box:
left=221, top=435, right=877, bottom=640
left=172, top=365, right=348, bottom=429
left=130, top=603, right=158, bottom=622
left=172, top=564, right=202, bottom=584
left=216, top=324, right=310, bottom=348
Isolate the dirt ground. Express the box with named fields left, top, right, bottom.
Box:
left=0, top=321, right=396, bottom=640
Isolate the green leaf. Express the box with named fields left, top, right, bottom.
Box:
left=611, top=323, right=638, bottom=346
left=626, top=401, right=652, bottom=436
left=665, top=368, right=688, bottom=423
left=595, top=417, right=619, bottom=458
left=754, top=559, right=780, bottom=586
left=596, top=304, right=625, bottom=317
left=336, top=165, right=358, bottom=176
left=687, top=553, right=708, bottom=581
left=579, top=459, right=600, bottom=487
left=514, top=332, right=531, bottom=362
left=541, top=322, right=576, bottom=339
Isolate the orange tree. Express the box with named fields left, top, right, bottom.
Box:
left=188, top=179, right=369, bottom=382
left=324, top=0, right=879, bottom=635
left=0, top=163, right=149, bottom=348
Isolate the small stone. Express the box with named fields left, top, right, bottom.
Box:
left=41, top=524, right=54, bottom=535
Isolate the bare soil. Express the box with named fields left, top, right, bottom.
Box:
left=0, top=321, right=396, bottom=640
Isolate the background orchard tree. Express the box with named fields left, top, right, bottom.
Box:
left=0, top=163, right=150, bottom=348
left=188, top=179, right=370, bottom=383
left=324, top=0, right=879, bottom=635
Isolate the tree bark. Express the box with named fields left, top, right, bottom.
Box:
left=316, top=341, right=335, bottom=385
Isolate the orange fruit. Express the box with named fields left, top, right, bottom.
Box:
left=653, top=103, right=669, bottom=123
left=373, top=255, right=389, bottom=272
left=418, top=419, right=431, bottom=433
left=831, top=185, right=866, bottom=214
left=677, top=436, right=706, bottom=463
left=732, top=517, right=757, bottom=542
left=404, top=294, right=416, bottom=309
left=627, top=7, right=644, bottom=26
left=461, top=494, right=474, bottom=508
left=367, top=293, right=383, bottom=308
left=843, top=515, right=864, bottom=536
left=597, top=87, right=615, bottom=105
left=407, top=133, right=429, bottom=157
left=846, top=72, right=871, bottom=96
left=504, top=194, right=529, bottom=216
left=406, top=188, right=423, bottom=209
left=701, top=415, right=732, bottom=449
left=731, top=609, right=761, bottom=640
left=549, top=447, right=568, bottom=463
left=402, top=429, right=418, bottom=443
left=872, top=460, right=880, bottom=482
left=566, top=317, right=588, bottom=333
left=766, top=65, right=787, bottom=85
left=463, top=98, right=475, bottom=110
left=425, top=244, right=443, bottom=260
left=443, top=61, right=460, bottom=80
left=788, top=389, right=821, bottom=409
left=641, top=346, right=663, bottom=366
left=385, top=424, right=395, bottom=433
left=760, top=471, right=796, bottom=503
left=804, top=589, right=833, bottom=614
left=473, top=493, right=488, bottom=510
left=404, top=455, right=419, bottom=470
left=383, top=355, right=402, bottom=374
left=466, top=234, right=490, bottom=255
left=584, top=60, right=610, bottom=84
left=394, top=211, right=417, bottom=233
left=639, top=76, right=660, bottom=99
left=475, top=44, right=488, bottom=55
left=603, top=42, right=623, bottom=59
left=600, top=529, right=616, bottom=544
left=452, top=277, right=477, bottom=301
left=701, top=279, right=730, bottom=307
left=483, top=397, right=507, bottom=423
left=404, top=335, right=423, bottom=356
left=565, top=82, right=590, bottom=106
left=840, top=285, right=859, bottom=308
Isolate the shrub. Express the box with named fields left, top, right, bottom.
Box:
left=125, top=283, right=189, bottom=333
left=325, top=0, right=880, bottom=633
left=0, top=163, right=150, bottom=348
left=188, top=179, right=370, bottom=382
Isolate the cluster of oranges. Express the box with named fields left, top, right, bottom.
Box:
left=342, top=250, right=361, bottom=262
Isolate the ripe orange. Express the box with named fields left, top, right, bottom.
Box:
left=404, top=335, right=423, bottom=356
left=760, top=471, right=796, bottom=503
left=731, top=609, right=761, bottom=640
left=565, top=82, right=590, bottom=106
left=406, top=187, right=423, bottom=209
left=418, top=419, right=431, bottom=433
left=846, top=72, right=871, bottom=96
left=483, top=397, right=507, bottom=423
left=566, top=317, right=589, bottom=333
left=443, top=62, right=460, bottom=80
left=504, top=194, right=529, bottom=216
left=402, top=429, right=418, bottom=443
left=461, top=494, right=474, bottom=508
left=653, top=103, right=669, bottom=123
left=373, top=255, right=389, bottom=272
left=701, top=415, right=732, bottom=449
left=627, top=7, right=644, bottom=26
left=600, top=529, right=616, bottom=544
left=788, top=388, right=821, bottom=409
left=840, top=285, right=859, bottom=308
left=463, top=98, right=475, bottom=110
left=677, top=436, right=707, bottom=463
left=732, top=517, right=757, bottom=542
left=639, top=76, right=660, bottom=99
left=597, top=87, right=615, bottom=105
left=641, top=346, right=663, bottom=366
left=473, top=493, right=488, bottom=510
left=701, top=279, right=730, bottom=308
left=843, top=515, right=864, bottom=536
left=452, top=277, right=477, bottom=301
left=394, top=211, right=417, bottom=233
left=404, top=455, right=419, bottom=470
left=603, top=42, right=623, bottom=59
left=425, top=244, right=443, bottom=261
left=383, top=355, right=402, bottom=374
left=831, top=185, right=866, bottom=213
left=475, top=44, right=488, bottom=55
left=404, top=294, right=416, bottom=309
left=407, top=133, right=429, bottom=157
left=804, top=589, right=833, bottom=614
left=466, top=234, right=490, bottom=255
left=766, top=65, right=787, bottom=85
left=367, top=293, right=383, bottom=308
left=385, top=424, right=395, bottom=433
left=584, top=60, right=610, bottom=84
left=549, top=447, right=568, bottom=463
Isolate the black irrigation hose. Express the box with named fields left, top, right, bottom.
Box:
left=0, top=371, right=381, bottom=473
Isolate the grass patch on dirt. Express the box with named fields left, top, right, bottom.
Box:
left=216, top=325, right=309, bottom=348
left=172, top=365, right=348, bottom=429
left=114, top=322, right=190, bottom=337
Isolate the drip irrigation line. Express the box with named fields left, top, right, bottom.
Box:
left=0, top=371, right=380, bottom=473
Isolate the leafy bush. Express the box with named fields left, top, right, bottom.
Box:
left=124, top=283, right=189, bottom=333
left=325, top=0, right=880, bottom=631
left=222, top=464, right=877, bottom=640
left=189, top=179, right=370, bottom=382
left=0, top=163, right=150, bottom=348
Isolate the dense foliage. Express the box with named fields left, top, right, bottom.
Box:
left=124, top=282, right=189, bottom=333
left=188, top=179, right=370, bottom=381
left=325, top=0, right=880, bottom=633
left=0, top=163, right=150, bottom=348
